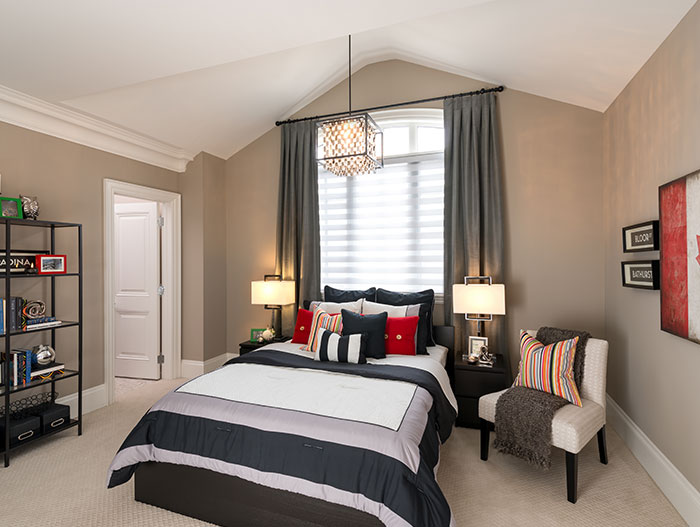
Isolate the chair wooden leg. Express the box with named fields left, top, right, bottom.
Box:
left=597, top=426, right=608, bottom=465
left=566, top=451, right=578, bottom=503
left=480, top=419, right=490, bottom=461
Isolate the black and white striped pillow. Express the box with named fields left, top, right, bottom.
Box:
left=313, top=328, right=367, bottom=364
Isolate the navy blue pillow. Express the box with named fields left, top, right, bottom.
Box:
left=340, top=309, right=387, bottom=359
left=376, top=289, right=435, bottom=354
left=324, top=285, right=376, bottom=303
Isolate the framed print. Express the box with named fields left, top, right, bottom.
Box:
left=467, top=335, right=488, bottom=360
left=621, top=260, right=659, bottom=290
left=659, top=170, right=700, bottom=344
left=250, top=328, right=266, bottom=342
left=0, top=197, right=23, bottom=219
left=0, top=250, right=48, bottom=273
left=36, top=254, right=67, bottom=275
left=622, top=220, right=659, bottom=252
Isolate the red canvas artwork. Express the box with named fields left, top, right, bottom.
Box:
left=659, top=171, right=700, bottom=344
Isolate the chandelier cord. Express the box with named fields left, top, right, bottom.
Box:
left=348, top=35, right=352, bottom=114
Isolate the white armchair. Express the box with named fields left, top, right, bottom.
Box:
left=478, top=331, right=609, bottom=503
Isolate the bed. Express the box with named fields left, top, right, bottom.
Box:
left=108, top=326, right=456, bottom=526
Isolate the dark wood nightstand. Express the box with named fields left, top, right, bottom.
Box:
left=454, top=354, right=508, bottom=428
left=239, top=337, right=289, bottom=356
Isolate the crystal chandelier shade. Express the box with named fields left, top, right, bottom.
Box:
left=316, top=113, right=383, bottom=177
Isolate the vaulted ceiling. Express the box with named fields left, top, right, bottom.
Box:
left=0, top=0, right=695, bottom=160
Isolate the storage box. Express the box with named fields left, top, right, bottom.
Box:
left=0, top=415, right=40, bottom=449
left=37, top=403, right=70, bottom=434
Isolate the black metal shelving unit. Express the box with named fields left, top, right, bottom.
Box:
left=1, top=217, right=83, bottom=467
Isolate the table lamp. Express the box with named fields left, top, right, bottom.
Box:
left=452, top=276, right=506, bottom=365
left=251, top=274, right=295, bottom=336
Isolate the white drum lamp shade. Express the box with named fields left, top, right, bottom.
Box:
left=452, top=283, right=506, bottom=316
left=251, top=280, right=296, bottom=306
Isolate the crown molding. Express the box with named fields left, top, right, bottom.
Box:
left=0, top=84, right=194, bottom=172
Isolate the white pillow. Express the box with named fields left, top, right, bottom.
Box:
left=362, top=300, right=421, bottom=318
left=310, top=299, right=363, bottom=315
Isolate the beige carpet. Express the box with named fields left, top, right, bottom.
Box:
left=0, top=379, right=685, bottom=526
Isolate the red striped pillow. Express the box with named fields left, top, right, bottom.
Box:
left=302, top=309, right=343, bottom=352
left=514, top=331, right=582, bottom=406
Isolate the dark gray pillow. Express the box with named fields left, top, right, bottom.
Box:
left=324, top=285, right=376, bottom=303
left=340, top=309, right=387, bottom=359
left=376, top=289, right=435, bottom=354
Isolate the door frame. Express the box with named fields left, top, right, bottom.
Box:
left=104, top=179, right=182, bottom=404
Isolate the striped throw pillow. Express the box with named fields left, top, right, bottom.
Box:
left=313, top=328, right=367, bottom=364
left=302, top=309, right=343, bottom=351
left=514, top=331, right=582, bottom=406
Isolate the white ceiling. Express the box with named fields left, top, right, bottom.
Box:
left=0, top=0, right=695, bottom=160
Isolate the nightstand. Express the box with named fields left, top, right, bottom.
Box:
left=239, top=337, right=289, bottom=356
left=454, top=354, right=508, bottom=428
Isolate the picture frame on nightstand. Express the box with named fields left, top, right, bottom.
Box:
left=466, top=336, right=488, bottom=362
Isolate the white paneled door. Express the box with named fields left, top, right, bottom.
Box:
left=114, top=201, right=161, bottom=379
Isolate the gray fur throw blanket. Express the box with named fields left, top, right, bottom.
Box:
left=494, top=327, right=590, bottom=468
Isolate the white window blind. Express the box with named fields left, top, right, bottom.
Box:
left=319, top=108, right=444, bottom=294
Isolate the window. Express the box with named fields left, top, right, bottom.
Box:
left=318, top=108, right=444, bottom=294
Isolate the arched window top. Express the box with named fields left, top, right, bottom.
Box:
left=370, top=108, right=444, bottom=158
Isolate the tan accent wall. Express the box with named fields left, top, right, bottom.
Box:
left=0, top=121, right=179, bottom=390
left=179, top=152, right=227, bottom=362
left=225, top=59, right=605, bottom=369
left=603, top=3, right=700, bottom=490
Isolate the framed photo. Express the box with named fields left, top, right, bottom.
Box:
left=621, top=260, right=659, bottom=290
left=36, top=254, right=67, bottom=275
left=0, top=250, right=48, bottom=273
left=250, top=328, right=266, bottom=342
left=0, top=197, right=23, bottom=219
left=467, top=336, right=489, bottom=360
left=622, top=220, right=659, bottom=252
left=659, top=170, right=700, bottom=344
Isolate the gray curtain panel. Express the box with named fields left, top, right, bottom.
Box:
left=275, top=121, right=321, bottom=335
left=443, top=92, right=509, bottom=376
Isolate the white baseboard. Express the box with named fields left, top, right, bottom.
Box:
left=607, top=395, right=700, bottom=526
left=181, top=352, right=237, bottom=379
left=56, top=383, right=108, bottom=419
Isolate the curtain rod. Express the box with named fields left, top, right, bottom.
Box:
left=274, top=85, right=505, bottom=127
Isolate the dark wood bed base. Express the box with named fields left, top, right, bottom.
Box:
left=134, top=325, right=454, bottom=526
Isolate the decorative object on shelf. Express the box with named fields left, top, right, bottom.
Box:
left=0, top=251, right=47, bottom=274
left=250, top=328, right=266, bottom=343
left=31, top=344, right=56, bottom=366
left=251, top=274, right=295, bottom=334
left=262, top=327, right=275, bottom=342
left=659, top=170, right=700, bottom=345
left=622, top=220, right=659, bottom=252
left=316, top=35, right=383, bottom=177
left=22, top=300, right=46, bottom=319
left=452, top=276, right=506, bottom=366
left=621, top=260, right=659, bottom=290
left=0, top=197, right=23, bottom=219
left=19, top=195, right=39, bottom=220
left=35, top=254, right=66, bottom=275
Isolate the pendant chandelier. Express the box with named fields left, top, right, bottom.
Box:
left=316, top=36, right=383, bottom=177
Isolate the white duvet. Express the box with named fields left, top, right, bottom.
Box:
left=178, top=363, right=419, bottom=430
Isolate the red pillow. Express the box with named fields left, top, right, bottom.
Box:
left=291, top=308, right=313, bottom=344
left=385, top=316, right=419, bottom=356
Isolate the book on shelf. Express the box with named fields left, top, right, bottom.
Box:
left=24, top=320, right=62, bottom=331
left=30, top=363, right=65, bottom=379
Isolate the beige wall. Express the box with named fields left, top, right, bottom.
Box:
left=225, top=60, right=605, bottom=368
left=0, top=121, right=179, bottom=390
left=179, top=152, right=227, bottom=361
left=603, top=3, right=700, bottom=490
